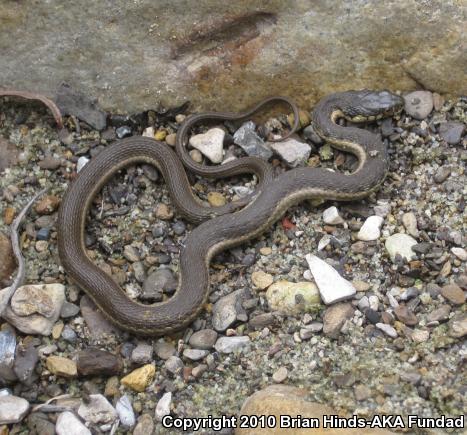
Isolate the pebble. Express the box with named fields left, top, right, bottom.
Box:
left=411, top=329, right=429, bottom=343
left=448, top=313, right=467, bottom=338
left=26, top=412, right=55, bottom=435
left=0, top=327, right=16, bottom=383
left=116, top=395, right=135, bottom=428
left=394, top=305, right=418, bottom=326
left=35, top=195, right=60, bottom=215
left=0, top=232, right=16, bottom=284
left=249, top=313, right=276, bottom=329
left=434, top=166, right=451, bottom=183
left=0, top=395, right=30, bottom=424
left=13, top=341, right=38, bottom=384
left=165, top=133, right=177, bottom=146
left=385, top=233, right=417, bottom=262
left=188, top=329, right=218, bottom=350
left=207, top=192, right=226, bottom=207
left=80, top=295, right=119, bottom=338
left=269, top=138, right=311, bottom=167
left=212, top=288, right=248, bottom=332
left=164, top=356, right=184, bottom=375
left=403, top=91, right=433, bottom=119
left=303, top=124, right=323, bottom=144
left=154, top=130, right=166, bottom=141
left=183, top=348, right=209, bottom=361
left=77, top=348, right=123, bottom=376
left=60, top=301, right=80, bottom=318
left=357, top=216, right=384, bottom=241
left=3, top=207, right=15, bottom=225
left=353, top=280, right=370, bottom=292
left=3, top=284, right=65, bottom=335
left=364, top=308, right=381, bottom=325
left=172, top=221, right=186, bottom=235
left=192, top=364, right=208, bottom=378
left=266, top=280, right=320, bottom=315
left=305, top=254, right=356, bottom=304
left=77, top=394, right=117, bottom=425
left=401, top=212, right=419, bottom=237
left=354, top=384, right=372, bottom=401
left=131, top=343, right=154, bottom=364
left=426, top=304, right=451, bottom=323
left=237, top=385, right=393, bottom=435
left=121, top=364, right=155, bottom=392
left=142, top=126, right=154, bottom=138
left=451, top=247, right=467, bottom=261
left=123, top=245, right=140, bottom=262
left=376, top=323, right=398, bottom=338
left=46, top=356, right=77, bottom=377
left=154, top=340, right=176, bottom=360
left=368, top=295, right=379, bottom=311
left=272, top=367, right=288, bottom=383
left=438, top=122, right=465, bottom=145
left=36, top=227, right=50, bottom=240
left=142, top=268, right=177, bottom=300
left=323, top=303, right=355, bottom=338
left=233, top=121, right=272, bottom=160
left=116, top=125, right=132, bottom=138
left=133, top=414, right=154, bottom=435
left=189, top=128, right=225, bottom=163
left=440, top=283, right=465, bottom=305
left=155, top=392, right=172, bottom=421
left=214, top=336, right=251, bottom=354
left=155, top=203, right=174, bottom=220
left=56, top=411, right=91, bottom=435
left=189, top=149, right=203, bottom=163
left=77, top=156, right=89, bottom=172
left=322, top=206, right=344, bottom=225
left=251, top=271, right=273, bottom=289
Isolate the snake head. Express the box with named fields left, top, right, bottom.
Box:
left=342, top=90, right=404, bottom=122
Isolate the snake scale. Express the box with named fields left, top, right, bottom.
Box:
left=57, top=90, right=403, bottom=335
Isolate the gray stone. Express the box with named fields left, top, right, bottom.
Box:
left=188, top=329, right=218, bottom=350
left=212, top=288, right=249, bottom=332
left=142, top=268, right=177, bottom=300
left=0, top=326, right=16, bottom=383
left=448, top=313, right=467, bottom=338
left=233, top=121, right=272, bottom=160
left=56, top=411, right=91, bottom=435
left=164, top=356, right=184, bottom=375
left=3, top=284, right=65, bottom=335
left=1, top=2, right=464, bottom=113
left=214, top=336, right=251, bottom=354
left=134, top=414, right=154, bottom=435
left=13, top=342, right=38, bottom=384
left=131, top=343, right=154, bottom=364
left=438, top=122, right=465, bottom=145
left=403, top=91, right=433, bottom=120
left=78, top=394, right=117, bottom=425
left=269, top=138, right=311, bottom=167
left=27, top=412, right=55, bottom=435
left=434, top=166, right=451, bottom=183
left=60, top=301, right=80, bottom=318
left=0, top=137, right=19, bottom=174
left=0, top=395, right=30, bottom=424
left=55, top=83, right=107, bottom=130
left=80, top=295, right=120, bottom=338
left=154, top=340, right=176, bottom=360
left=182, top=348, right=209, bottom=361
left=376, top=323, right=398, bottom=338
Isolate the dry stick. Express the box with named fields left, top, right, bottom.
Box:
left=0, top=188, right=48, bottom=316
left=0, top=89, right=64, bottom=129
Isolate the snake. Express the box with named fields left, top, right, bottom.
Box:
left=57, top=90, right=403, bottom=335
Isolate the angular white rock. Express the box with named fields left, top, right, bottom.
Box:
left=142, top=126, right=155, bottom=138
left=322, top=206, right=344, bottom=225
left=78, top=394, right=117, bottom=425
left=305, top=254, right=356, bottom=304
left=357, top=216, right=384, bottom=241
left=189, top=128, right=225, bottom=163
left=385, top=233, right=417, bottom=262
left=56, top=411, right=91, bottom=435
left=116, top=395, right=135, bottom=428
left=0, top=395, right=29, bottom=424
left=77, top=156, right=90, bottom=173
left=155, top=392, right=172, bottom=421
left=269, top=138, right=311, bottom=167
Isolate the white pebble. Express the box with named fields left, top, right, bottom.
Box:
left=451, top=247, right=467, bottom=261
left=155, top=392, right=172, bottom=421
left=189, top=128, right=225, bottom=163
left=116, top=395, right=135, bottom=428
left=142, top=126, right=155, bottom=138
left=402, top=212, right=419, bottom=237
left=385, top=233, right=417, bottom=262
left=56, top=411, right=91, bottom=435
left=368, top=295, right=379, bottom=311
left=376, top=323, right=398, bottom=338
left=77, top=156, right=90, bottom=173
left=322, top=206, right=344, bottom=225
left=305, top=254, right=356, bottom=304
left=357, top=216, right=384, bottom=241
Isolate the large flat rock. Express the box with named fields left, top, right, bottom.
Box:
left=1, top=1, right=465, bottom=112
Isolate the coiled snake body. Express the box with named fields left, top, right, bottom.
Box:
left=57, top=90, right=403, bottom=335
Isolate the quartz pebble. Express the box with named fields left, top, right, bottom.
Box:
left=305, top=254, right=355, bottom=304
left=214, top=336, right=251, bottom=354
left=78, top=394, right=117, bottom=425
left=322, top=206, right=344, bottom=225
left=357, top=216, right=384, bottom=241
left=189, top=128, right=225, bottom=163
left=376, top=323, right=397, bottom=338
left=438, top=122, right=465, bottom=145
left=56, top=411, right=91, bottom=435
left=116, top=395, right=136, bottom=428
left=272, top=366, right=288, bottom=383
left=155, top=392, right=172, bottom=421
left=402, top=212, right=419, bottom=237
left=385, top=233, right=417, bottom=262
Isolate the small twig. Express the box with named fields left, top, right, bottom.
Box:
left=0, top=89, right=63, bottom=129
left=0, top=188, right=48, bottom=316
left=31, top=393, right=72, bottom=411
